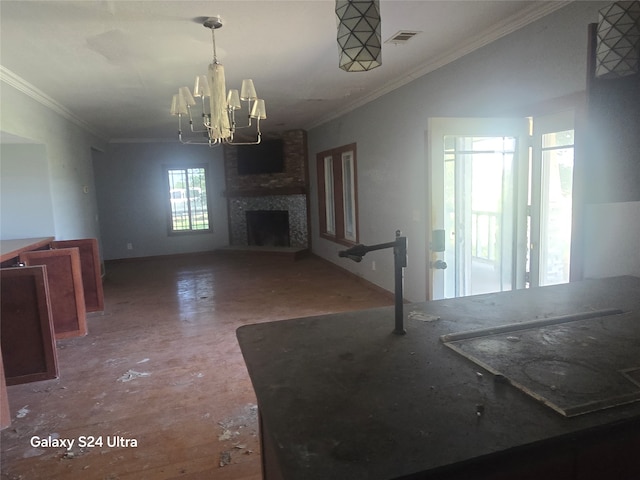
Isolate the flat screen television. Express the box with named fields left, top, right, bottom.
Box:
left=237, top=139, right=284, bottom=175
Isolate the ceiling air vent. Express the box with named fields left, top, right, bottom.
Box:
left=385, top=30, right=421, bottom=45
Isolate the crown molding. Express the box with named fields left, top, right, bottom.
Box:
left=108, top=137, right=181, bottom=144
left=0, top=65, right=106, bottom=141
left=307, top=1, right=573, bottom=131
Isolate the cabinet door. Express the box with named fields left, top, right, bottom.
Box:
left=1, top=352, right=11, bottom=429
left=51, top=238, right=104, bottom=312
left=0, top=266, right=58, bottom=385
left=20, top=248, right=87, bottom=339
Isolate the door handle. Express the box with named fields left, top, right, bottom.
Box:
left=430, top=260, right=447, bottom=270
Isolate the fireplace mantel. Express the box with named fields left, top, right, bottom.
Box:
left=225, top=186, right=307, bottom=198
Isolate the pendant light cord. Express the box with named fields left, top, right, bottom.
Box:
left=211, top=28, right=218, bottom=64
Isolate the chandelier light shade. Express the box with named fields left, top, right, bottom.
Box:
left=170, top=16, right=265, bottom=146
left=595, top=1, right=640, bottom=79
left=335, top=0, right=382, bottom=72
left=193, top=75, right=210, bottom=98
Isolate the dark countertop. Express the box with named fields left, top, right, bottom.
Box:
left=236, top=276, right=640, bottom=480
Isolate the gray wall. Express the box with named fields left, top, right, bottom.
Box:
left=583, top=202, right=640, bottom=279
left=0, top=83, right=104, bottom=242
left=0, top=143, right=55, bottom=238
left=307, top=1, right=610, bottom=302
left=94, top=142, right=228, bottom=261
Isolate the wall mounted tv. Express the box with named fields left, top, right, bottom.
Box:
left=237, top=139, right=284, bottom=175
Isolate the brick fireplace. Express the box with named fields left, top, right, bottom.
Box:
left=224, top=129, right=309, bottom=250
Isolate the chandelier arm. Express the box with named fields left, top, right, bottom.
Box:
left=226, top=135, right=262, bottom=146
left=229, top=108, right=237, bottom=133
left=186, top=106, right=206, bottom=133
left=178, top=113, right=219, bottom=146
left=180, top=138, right=220, bottom=146
left=231, top=100, right=253, bottom=129
left=177, top=113, right=184, bottom=140
left=226, top=119, right=261, bottom=145
left=201, top=96, right=209, bottom=121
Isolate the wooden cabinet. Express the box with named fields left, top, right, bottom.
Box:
left=0, top=266, right=58, bottom=385
left=51, top=238, right=104, bottom=312
left=20, top=248, right=87, bottom=339
left=1, top=351, right=13, bottom=429
left=0, top=237, right=101, bottom=395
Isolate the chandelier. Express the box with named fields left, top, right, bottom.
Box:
left=170, top=17, right=266, bottom=146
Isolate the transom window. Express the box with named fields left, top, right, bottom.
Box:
left=166, top=166, right=211, bottom=234
left=317, top=144, right=358, bottom=245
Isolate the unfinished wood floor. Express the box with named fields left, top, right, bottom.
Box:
left=1, top=253, right=392, bottom=480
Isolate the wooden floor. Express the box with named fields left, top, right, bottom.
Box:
left=1, top=253, right=393, bottom=479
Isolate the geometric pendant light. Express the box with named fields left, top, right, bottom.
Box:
left=595, top=1, right=640, bottom=79
left=336, top=0, right=382, bottom=72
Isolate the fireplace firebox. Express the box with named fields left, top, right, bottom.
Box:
left=246, top=210, right=290, bottom=247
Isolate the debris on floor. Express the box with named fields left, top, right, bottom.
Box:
left=16, top=406, right=30, bottom=418
left=217, top=403, right=258, bottom=433
left=117, top=370, right=151, bottom=382
left=408, top=311, right=440, bottom=322
left=219, top=451, right=232, bottom=467
left=216, top=403, right=259, bottom=466
left=218, top=429, right=236, bottom=441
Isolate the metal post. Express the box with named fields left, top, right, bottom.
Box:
left=338, top=230, right=408, bottom=335
left=393, top=231, right=407, bottom=335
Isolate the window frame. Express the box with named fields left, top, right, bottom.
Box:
left=165, top=164, right=213, bottom=236
left=317, top=143, right=359, bottom=246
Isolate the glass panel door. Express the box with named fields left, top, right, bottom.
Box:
left=428, top=118, right=529, bottom=300
left=529, top=112, right=575, bottom=286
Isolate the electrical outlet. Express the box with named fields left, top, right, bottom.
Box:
left=371, top=260, right=376, bottom=271
left=127, top=243, right=133, bottom=250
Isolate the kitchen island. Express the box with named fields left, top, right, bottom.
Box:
left=237, top=276, right=640, bottom=479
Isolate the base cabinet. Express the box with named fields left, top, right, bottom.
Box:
left=1, top=353, right=11, bottom=429
left=0, top=237, right=102, bottom=394
left=20, top=248, right=87, bottom=339
left=51, top=238, right=104, bottom=312
left=0, top=266, right=58, bottom=386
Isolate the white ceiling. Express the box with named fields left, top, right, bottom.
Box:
left=0, top=1, right=569, bottom=142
